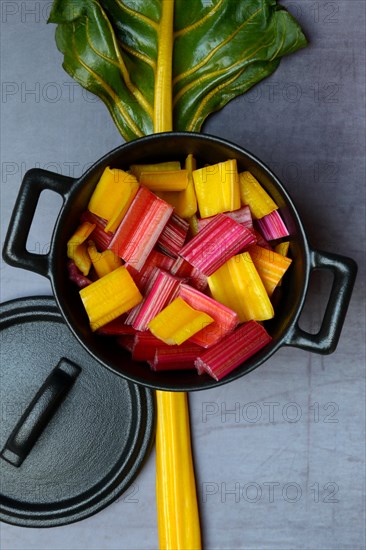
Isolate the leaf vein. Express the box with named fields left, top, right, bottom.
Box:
left=269, top=15, right=286, bottom=60
left=90, top=4, right=154, bottom=118
left=114, top=0, right=159, bottom=31
left=173, top=6, right=263, bottom=86
left=173, top=35, right=273, bottom=107
left=174, top=0, right=225, bottom=38
left=187, top=68, right=246, bottom=131
left=118, top=39, right=157, bottom=70
left=71, top=24, right=143, bottom=138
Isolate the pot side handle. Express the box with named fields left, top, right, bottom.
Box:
left=284, top=249, right=357, bottom=354
left=3, top=168, right=74, bottom=278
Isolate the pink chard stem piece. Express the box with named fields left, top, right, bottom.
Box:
left=178, top=283, right=239, bottom=348
left=179, top=213, right=256, bottom=276
left=132, top=269, right=182, bottom=331
left=197, top=206, right=253, bottom=232
left=126, top=249, right=175, bottom=293
left=125, top=268, right=161, bottom=326
left=256, top=210, right=289, bottom=241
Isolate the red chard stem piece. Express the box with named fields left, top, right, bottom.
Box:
left=109, top=186, right=173, bottom=270
left=157, top=213, right=189, bottom=258
left=195, top=321, right=272, bottom=381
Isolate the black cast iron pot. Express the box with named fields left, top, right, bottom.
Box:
left=3, top=132, right=357, bottom=391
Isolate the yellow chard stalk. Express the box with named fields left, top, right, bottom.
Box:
left=154, top=0, right=174, bottom=133
left=154, top=3, right=201, bottom=549
left=156, top=391, right=202, bottom=550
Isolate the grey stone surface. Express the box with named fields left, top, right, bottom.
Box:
left=0, top=1, right=365, bottom=549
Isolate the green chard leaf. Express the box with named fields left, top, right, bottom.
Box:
left=49, top=0, right=307, bottom=139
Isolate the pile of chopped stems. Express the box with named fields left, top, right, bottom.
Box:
left=68, top=156, right=292, bottom=380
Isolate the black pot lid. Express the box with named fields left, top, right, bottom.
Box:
left=0, top=297, right=155, bottom=527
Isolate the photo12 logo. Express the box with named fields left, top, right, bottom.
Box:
left=2, top=161, right=96, bottom=183
left=285, top=2, right=340, bottom=24
left=1, top=2, right=83, bottom=24
left=201, top=481, right=340, bottom=504
left=2, top=2, right=53, bottom=23
left=2, top=81, right=99, bottom=104
left=201, top=401, right=339, bottom=424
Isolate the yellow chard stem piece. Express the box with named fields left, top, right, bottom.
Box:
left=148, top=297, right=213, bottom=345
left=88, top=166, right=139, bottom=233
left=87, top=241, right=122, bottom=278
left=275, top=241, right=290, bottom=257
left=79, top=266, right=142, bottom=331
left=156, top=391, right=201, bottom=550
left=154, top=0, right=174, bottom=133
left=193, top=159, right=241, bottom=218
left=183, top=153, right=198, bottom=217
left=140, top=170, right=189, bottom=192
left=208, top=252, right=274, bottom=322
left=67, top=221, right=96, bottom=275
left=130, top=161, right=181, bottom=180
left=239, top=171, right=278, bottom=219
left=274, top=241, right=291, bottom=286
left=158, top=154, right=198, bottom=218
left=188, top=213, right=200, bottom=236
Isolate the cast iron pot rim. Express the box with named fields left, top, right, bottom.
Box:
left=50, top=132, right=311, bottom=392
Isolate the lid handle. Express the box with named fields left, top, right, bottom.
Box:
left=1, top=359, right=81, bottom=467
